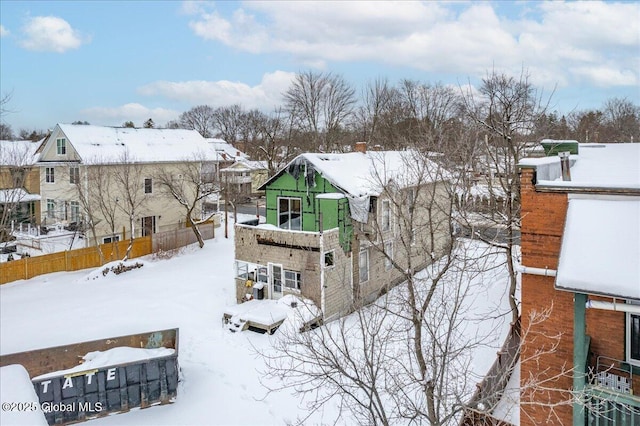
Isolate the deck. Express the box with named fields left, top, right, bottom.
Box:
left=222, top=297, right=323, bottom=334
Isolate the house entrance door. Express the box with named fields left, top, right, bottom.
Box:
left=142, top=216, right=155, bottom=237
left=268, top=263, right=283, bottom=299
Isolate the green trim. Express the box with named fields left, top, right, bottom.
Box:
left=541, top=141, right=579, bottom=156
left=574, top=292, right=588, bottom=426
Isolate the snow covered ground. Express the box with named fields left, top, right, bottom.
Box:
left=1, top=215, right=516, bottom=425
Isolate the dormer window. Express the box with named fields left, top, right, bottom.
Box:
left=56, top=138, right=67, bottom=155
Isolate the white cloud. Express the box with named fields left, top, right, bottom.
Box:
left=19, top=16, right=89, bottom=53
left=137, top=70, right=296, bottom=110
left=80, top=103, right=180, bottom=127
left=0, top=25, right=9, bottom=37
left=186, top=1, right=639, bottom=89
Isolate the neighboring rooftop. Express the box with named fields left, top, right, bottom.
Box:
left=44, top=124, right=246, bottom=164
left=519, top=142, right=640, bottom=190
left=0, top=140, right=40, bottom=166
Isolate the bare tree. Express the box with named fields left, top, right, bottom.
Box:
left=212, top=104, right=245, bottom=143
left=112, top=152, right=148, bottom=260
left=601, top=97, right=640, bottom=142
left=260, top=151, right=520, bottom=425
left=0, top=141, right=36, bottom=242
left=179, top=105, right=216, bottom=138
left=284, top=70, right=356, bottom=151
left=460, top=68, right=552, bottom=324
left=155, top=155, right=218, bottom=248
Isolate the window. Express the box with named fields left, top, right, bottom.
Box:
left=278, top=197, right=302, bottom=230
left=45, top=167, right=55, bottom=183
left=628, top=310, right=640, bottom=367
left=359, top=248, right=369, bottom=283
left=102, top=235, right=120, bottom=244
left=70, top=201, right=80, bottom=223
left=284, top=270, right=301, bottom=290
left=381, top=200, right=391, bottom=231
left=56, top=138, right=66, bottom=155
left=47, top=199, right=55, bottom=218
left=235, top=261, right=249, bottom=279
left=369, top=196, right=377, bottom=214
left=144, top=178, right=153, bottom=194
left=384, top=241, right=393, bottom=271
left=324, top=251, right=335, bottom=268
left=69, top=166, right=79, bottom=184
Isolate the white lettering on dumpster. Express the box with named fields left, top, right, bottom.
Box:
left=62, top=377, right=73, bottom=389
left=106, top=368, right=116, bottom=381
left=41, top=380, right=51, bottom=393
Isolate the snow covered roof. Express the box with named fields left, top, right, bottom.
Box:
left=51, top=124, right=220, bottom=164
left=220, top=159, right=267, bottom=173
left=519, top=143, right=640, bottom=190
left=0, top=188, right=41, bottom=204
left=206, top=138, right=248, bottom=162
left=262, top=150, right=446, bottom=198
left=0, top=140, right=40, bottom=166
left=556, top=196, right=640, bottom=300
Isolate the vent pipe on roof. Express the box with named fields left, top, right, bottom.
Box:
left=559, top=151, right=571, bottom=181
left=355, top=142, right=367, bottom=153
left=586, top=299, right=640, bottom=314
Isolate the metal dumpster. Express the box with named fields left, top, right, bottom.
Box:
left=0, top=328, right=179, bottom=425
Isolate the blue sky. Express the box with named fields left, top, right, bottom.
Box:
left=1, top=1, right=639, bottom=132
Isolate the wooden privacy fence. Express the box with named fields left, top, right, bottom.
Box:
left=153, top=221, right=216, bottom=252
left=461, top=316, right=521, bottom=426
left=0, top=237, right=152, bottom=285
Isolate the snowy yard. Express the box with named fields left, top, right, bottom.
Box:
left=1, top=216, right=516, bottom=425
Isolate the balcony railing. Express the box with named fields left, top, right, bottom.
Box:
left=585, top=355, right=640, bottom=425
left=585, top=385, right=640, bottom=426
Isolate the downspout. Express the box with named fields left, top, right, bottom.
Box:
left=319, top=212, right=325, bottom=318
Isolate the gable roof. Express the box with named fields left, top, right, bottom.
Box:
left=260, top=150, right=446, bottom=197
left=48, top=124, right=216, bottom=164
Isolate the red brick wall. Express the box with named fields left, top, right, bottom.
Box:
left=519, top=167, right=631, bottom=424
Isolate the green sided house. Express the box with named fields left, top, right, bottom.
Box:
left=233, top=145, right=452, bottom=321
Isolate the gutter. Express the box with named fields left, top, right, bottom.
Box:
left=586, top=299, right=640, bottom=314
left=516, top=264, right=557, bottom=277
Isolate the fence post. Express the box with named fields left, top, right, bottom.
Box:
left=25, top=256, right=28, bottom=280
left=65, top=250, right=69, bottom=271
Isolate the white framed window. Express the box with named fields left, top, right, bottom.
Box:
left=69, top=166, right=79, bottom=184
left=384, top=241, right=393, bottom=271
left=144, top=178, right=153, bottom=194
left=278, top=197, right=302, bottom=230
left=45, top=167, right=55, bottom=183
left=381, top=199, right=391, bottom=231
left=359, top=248, right=369, bottom=283
left=56, top=138, right=66, bottom=155
left=46, top=199, right=55, bottom=218
left=284, top=270, right=301, bottom=290
left=70, top=201, right=80, bottom=223
left=627, top=307, right=640, bottom=367
left=324, top=250, right=335, bottom=268
left=102, top=235, right=120, bottom=244
left=235, top=261, right=249, bottom=280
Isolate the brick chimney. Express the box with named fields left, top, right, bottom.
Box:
left=354, top=141, right=367, bottom=153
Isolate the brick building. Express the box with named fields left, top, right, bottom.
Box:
left=518, top=141, right=640, bottom=425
